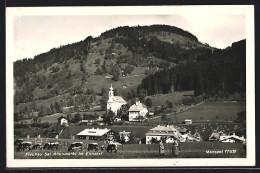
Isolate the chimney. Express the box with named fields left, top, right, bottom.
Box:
left=92, top=127, right=94, bottom=129
left=157, top=124, right=160, bottom=127
left=123, top=130, right=125, bottom=132
left=105, top=128, right=107, bottom=130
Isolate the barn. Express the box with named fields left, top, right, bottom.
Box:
left=76, top=127, right=116, bottom=140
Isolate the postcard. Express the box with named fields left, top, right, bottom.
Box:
left=6, top=5, right=255, bottom=167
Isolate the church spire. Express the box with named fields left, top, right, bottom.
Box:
left=109, top=84, right=114, bottom=99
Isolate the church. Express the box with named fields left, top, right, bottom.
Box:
left=107, top=84, right=127, bottom=115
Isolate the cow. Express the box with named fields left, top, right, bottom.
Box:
left=87, top=143, right=99, bottom=151
left=17, top=142, right=32, bottom=152
left=43, top=142, right=59, bottom=150
left=68, top=142, right=83, bottom=151
left=14, top=139, right=23, bottom=146
left=32, top=143, right=42, bottom=150
left=106, top=144, right=117, bottom=153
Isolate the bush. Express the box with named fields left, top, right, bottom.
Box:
left=40, top=122, right=51, bottom=128
left=14, top=123, right=30, bottom=129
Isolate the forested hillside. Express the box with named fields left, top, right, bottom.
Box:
left=137, top=39, right=246, bottom=97
left=13, top=25, right=245, bottom=121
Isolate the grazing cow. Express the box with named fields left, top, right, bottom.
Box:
left=87, top=143, right=99, bottom=151
left=43, top=142, right=59, bottom=150
left=17, top=142, right=32, bottom=152
left=14, top=139, right=23, bottom=146
left=32, top=143, right=42, bottom=150
left=68, top=142, right=83, bottom=151
left=106, top=144, right=117, bottom=153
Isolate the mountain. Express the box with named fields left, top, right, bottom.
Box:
left=13, top=25, right=245, bottom=121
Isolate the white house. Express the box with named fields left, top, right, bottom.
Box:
left=107, top=84, right=127, bottom=115
left=119, top=130, right=131, bottom=142
left=60, top=118, right=68, bottom=126
left=77, top=127, right=116, bottom=140
left=145, top=125, right=183, bottom=144
left=185, top=119, right=192, bottom=124
left=219, top=133, right=246, bottom=143
left=128, top=101, right=148, bottom=121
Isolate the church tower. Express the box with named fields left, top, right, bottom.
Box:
left=109, top=84, right=114, bottom=100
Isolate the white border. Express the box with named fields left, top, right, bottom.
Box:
left=6, top=5, right=255, bottom=167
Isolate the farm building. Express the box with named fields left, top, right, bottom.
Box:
left=58, top=116, right=68, bottom=126
left=185, top=119, right=192, bottom=124
left=119, top=130, right=131, bottom=142
left=145, top=125, right=182, bottom=144
left=77, top=127, right=116, bottom=140
left=209, top=130, right=227, bottom=141
left=219, top=133, right=245, bottom=143
left=107, top=84, right=127, bottom=115
left=128, top=101, right=148, bottom=121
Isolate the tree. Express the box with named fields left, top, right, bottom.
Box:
left=168, top=101, right=173, bottom=109
left=31, top=116, right=41, bottom=126
left=73, top=113, right=83, bottom=123
left=67, top=114, right=72, bottom=123
left=55, top=101, right=62, bottom=113
left=103, top=110, right=115, bottom=125
left=145, top=98, right=152, bottom=108
left=161, top=114, right=167, bottom=121
left=117, top=104, right=129, bottom=121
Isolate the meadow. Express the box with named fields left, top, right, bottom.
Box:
left=14, top=141, right=245, bottom=159
left=174, top=101, right=246, bottom=122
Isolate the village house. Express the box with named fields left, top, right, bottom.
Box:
left=77, top=127, right=116, bottom=140
left=184, top=119, right=192, bottom=124
left=219, top=133, right=246, bottom=143
left=145, top=125, right=182, bottom=144
left=107, top=84, right=127, bottom=115
left=128, top=101, right=148, bottom=121
left=119, top=130, right=131, bottom=143
left=58, top=116, right=68, bottom=126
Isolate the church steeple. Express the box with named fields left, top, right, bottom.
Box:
left=109, top=84, right=114, bottom=99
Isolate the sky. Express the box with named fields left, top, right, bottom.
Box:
left=13, top=15, right=245, bottom=61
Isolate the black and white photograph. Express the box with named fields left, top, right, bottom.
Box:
left=6, top=5, right=255, bottom=167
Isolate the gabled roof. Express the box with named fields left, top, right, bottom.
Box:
left=77, top=128, right=111, bottom=136
left=119, top=131, right=131, bottom=135
left=209, top=132, right=220, bottom=140
left=145, top=125, right=182, bottom=137
left=219, top=135, right=245, bottom=142
left=129, top=103, right=147, bottom=112
left=107, top=96, right=127, bottom=103
left=149, top=125, right=178, bottom=132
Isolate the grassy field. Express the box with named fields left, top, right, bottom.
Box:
left=146, top=91, right=194, bottom=108
left=14, top=141, right=245, bottom=159
left=174, top=101, right=246, bottom=122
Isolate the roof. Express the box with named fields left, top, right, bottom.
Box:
left=178, top=127, right=188, bottom=133
left=209, top=132, right=220, bottom=140
left=219, top=135, right=245, bottom=142
left=107, top=96, right=127, bottom=103
left=119, top=131, right=131, bottom=135
left=77, top=128, right=111, bottom=136
left=149, top=125, right=178, bottom=132
left=145, top=125, right=182, bottom=137
left=129, top=103, right=147, bottom=112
